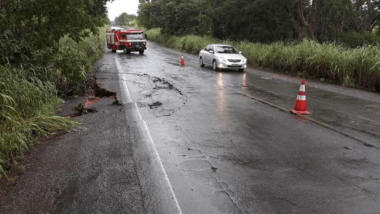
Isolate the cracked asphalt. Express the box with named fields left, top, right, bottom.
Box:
left=1, top=41, right=380, bottom=214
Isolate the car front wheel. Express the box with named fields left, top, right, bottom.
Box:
left=212, top=60, right=218, bottom=71
left=238, top=69, right=244, bottom=72
left=199, top=57, right=204, bottom=67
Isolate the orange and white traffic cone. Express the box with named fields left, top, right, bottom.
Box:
left=180, top=55, right=185, bottom=67
left=290, top=79, right=311, bottom=115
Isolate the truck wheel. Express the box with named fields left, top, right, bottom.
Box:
left=126, top=50, right=130, bottom=54
left=111, top=49, right=116, bottom=53
left=139, top=50, right=144, bottom=54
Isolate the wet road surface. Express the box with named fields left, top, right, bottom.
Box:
left=115, top=41, right=380, bottom=213
left=3, top=41, right=379, bottom=214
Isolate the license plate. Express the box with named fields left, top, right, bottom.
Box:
left=232, top=64, right=238, bottom=66
left=136, top=45, right=140, bottom=48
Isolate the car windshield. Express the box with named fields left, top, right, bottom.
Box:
left=127, top=33, right=145, bottom=40
left=215, top=46, right=238, bottom=54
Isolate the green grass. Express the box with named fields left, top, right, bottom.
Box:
left=146, top=28, right=380, bottom=90
left=0, top=65, right=79, bottom=173
left=0, top=26, right=107, bottom=176
left=146, top=28, right=216, bottom=54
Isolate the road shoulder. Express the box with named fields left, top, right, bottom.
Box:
left=0, top=53, right=145, bottom=213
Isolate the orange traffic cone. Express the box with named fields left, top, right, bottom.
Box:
left=290, top=79, right=311, bottom=115
left=180, top=55, right=185, bottom=67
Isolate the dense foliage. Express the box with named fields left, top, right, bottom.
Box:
left=114, top=12, right=137, bottom=26
left=0, top=0, right=110, bottom=175
left=138, top=0, right=380, bottom=47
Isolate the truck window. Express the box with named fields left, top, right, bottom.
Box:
left=121, top=34, right=126, bottom=39
left=127, top=33, right=145, bottom=40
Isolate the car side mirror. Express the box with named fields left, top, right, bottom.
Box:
left=208, top=50, right=214, bottom=54
left=239, top=51, right=242, bottom=54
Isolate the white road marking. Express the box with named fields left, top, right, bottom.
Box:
left=115, top=57, right=183, bottom=214
left=116, top=58, right=132, bottom=103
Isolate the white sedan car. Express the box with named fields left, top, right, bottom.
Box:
left=199, top=44, right=247, bottom=72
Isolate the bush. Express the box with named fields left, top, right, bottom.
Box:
left=336, top=31, right=380, bottom=48
left=56, top=40, right=89, bottom=84
left=54, top=27, right=107, bottom=95
left=0, top=30, right=30, bottom=65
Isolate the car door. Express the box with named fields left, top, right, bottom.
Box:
left=201, top=46, right=209, bottom=65
left=204, top=45, right=214, bottom=65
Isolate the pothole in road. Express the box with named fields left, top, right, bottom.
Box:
left=95, top=83, right=116, bottom=97
left=148, top=101, right=163, bottom=109
left=134, top=75, right=188, bottom=117
left=67, top=80, right=120, bottom=118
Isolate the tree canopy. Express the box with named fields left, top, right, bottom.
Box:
left=138, top=0, right=380, bottom=46
left=115, top=12, right=137, bottom=26
left=0, top=0, right=110, bottom=66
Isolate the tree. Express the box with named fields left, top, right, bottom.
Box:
left=115, top=12, right=137, bottom=26
left=138, top=0, right=204, bottom=35
left=137, top=0, right=380, bottom=45
left=212, top=0, right=297, bottom=43
left=352, top=0, right=380, bottom=32
left=298, top=0, right=319, bottom=39
left=137, top=0, right=166, bottom=29
left=0, top=0, right=111, bottom=66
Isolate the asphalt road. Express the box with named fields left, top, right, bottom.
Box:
left=1, top=41, right=380, bottom=214
left=115, top=41, right=380, bottom=213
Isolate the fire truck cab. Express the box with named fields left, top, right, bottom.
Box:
left=106, top=27, right=147, bottom=54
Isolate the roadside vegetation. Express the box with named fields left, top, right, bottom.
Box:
left=146, top=28, right=380, bottom=91
left=139, top=0, right=380, bottom=92
left=0, top=0, right=111, bottom=176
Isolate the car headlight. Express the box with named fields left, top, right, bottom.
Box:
left=218, top=57, right=226, bottom=62
left=242, top=58, right=247, bottom=63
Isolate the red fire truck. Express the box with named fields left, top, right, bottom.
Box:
left=106, top=27, right=147, bottom=54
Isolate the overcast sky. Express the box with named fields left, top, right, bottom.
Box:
left=106, top=0, right=139, bottom=21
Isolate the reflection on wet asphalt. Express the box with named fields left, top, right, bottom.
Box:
left=115, top=42, right=380, bottom=214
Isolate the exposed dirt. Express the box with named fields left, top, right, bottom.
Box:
left=68, top=80, right=118, bottom=118
left=95, top=83, right=116, bottom=97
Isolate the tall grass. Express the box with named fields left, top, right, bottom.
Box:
left=0, top=26, right=107, bottom=176
left=0, top=65, right=78, bottom=172
left=147, top=28, right=216, bottom=54
left=146, top=28, right=380, bottom=90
